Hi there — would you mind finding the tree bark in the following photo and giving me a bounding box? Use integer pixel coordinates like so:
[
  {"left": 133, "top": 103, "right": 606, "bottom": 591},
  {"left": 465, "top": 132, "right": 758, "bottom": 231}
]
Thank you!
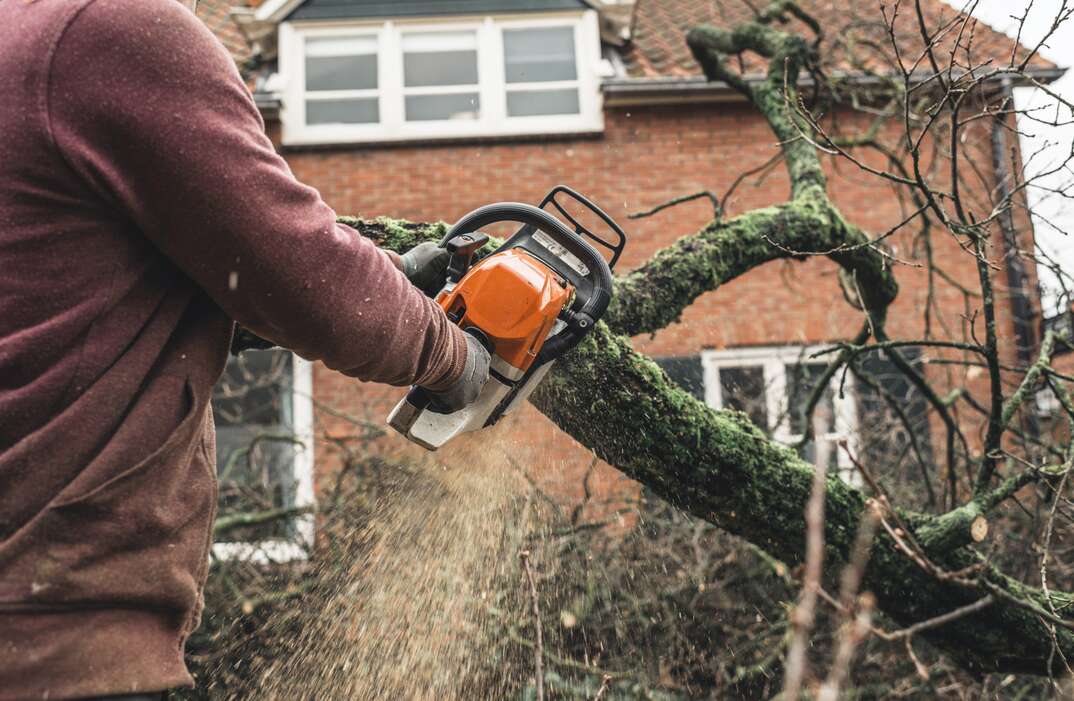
[
  {"left": 344, "top": 216, "right": 1074, "bottom": 677},
  {"left": 328, "top": 1, "right": 1074, "bottom": 675}
]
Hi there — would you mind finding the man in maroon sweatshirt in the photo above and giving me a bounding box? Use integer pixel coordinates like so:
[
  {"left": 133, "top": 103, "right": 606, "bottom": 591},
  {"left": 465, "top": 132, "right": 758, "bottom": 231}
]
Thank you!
[{"left": 0, "top": 0, "right": 490, "bottom": 698}]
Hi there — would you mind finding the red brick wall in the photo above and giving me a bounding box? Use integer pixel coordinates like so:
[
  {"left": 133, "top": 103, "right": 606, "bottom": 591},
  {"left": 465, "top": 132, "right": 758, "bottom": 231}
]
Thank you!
[{"left": 276, "top": 100, "right": 1038, "bottom": 506}]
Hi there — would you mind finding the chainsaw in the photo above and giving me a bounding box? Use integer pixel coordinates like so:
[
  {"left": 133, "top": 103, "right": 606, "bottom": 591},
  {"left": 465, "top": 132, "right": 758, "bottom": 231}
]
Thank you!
[{"left": 387, "top": 186, "right": 627, "bottom": 451}]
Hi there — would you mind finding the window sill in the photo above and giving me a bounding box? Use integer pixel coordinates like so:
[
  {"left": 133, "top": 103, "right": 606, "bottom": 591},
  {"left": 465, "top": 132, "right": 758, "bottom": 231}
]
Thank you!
[
  {"left": 278, "top": 123, "right": 605, "bottom": 151},
  {"left": 213, "top": 539, "right": 309, "bottom": 564}
]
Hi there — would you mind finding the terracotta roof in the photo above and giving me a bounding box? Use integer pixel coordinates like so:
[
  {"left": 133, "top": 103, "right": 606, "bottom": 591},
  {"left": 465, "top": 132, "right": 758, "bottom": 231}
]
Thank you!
[
  {"left": 196, "top": 0, "right": 253, "bottom": 66},
  {"left": 620, "top": 0, "right": 1058, "bottom": 80}
]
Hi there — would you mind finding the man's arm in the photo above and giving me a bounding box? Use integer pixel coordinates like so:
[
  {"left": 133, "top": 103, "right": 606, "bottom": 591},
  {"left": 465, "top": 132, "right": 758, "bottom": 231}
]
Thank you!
[{"left": 46, "top": 0, "right": 466, "bottom": 389}]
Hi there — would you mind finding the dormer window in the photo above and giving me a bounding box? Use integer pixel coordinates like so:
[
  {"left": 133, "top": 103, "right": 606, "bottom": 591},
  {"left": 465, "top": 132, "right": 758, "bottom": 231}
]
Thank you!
[{"left": 278, "top": 11, "right": 603, "bottom": 145}]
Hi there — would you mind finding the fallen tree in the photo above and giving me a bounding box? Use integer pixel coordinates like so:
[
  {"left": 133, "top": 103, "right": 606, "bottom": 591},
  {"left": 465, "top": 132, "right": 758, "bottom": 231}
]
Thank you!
[
  {"left": 345, "top": 220, "right": 1073, "bottom": 677},
  {"left": 333, "top": 1, "right": 1074, "bottom": 677}
]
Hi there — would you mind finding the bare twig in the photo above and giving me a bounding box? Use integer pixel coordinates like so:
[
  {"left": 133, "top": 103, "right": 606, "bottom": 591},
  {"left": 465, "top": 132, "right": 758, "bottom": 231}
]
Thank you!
[
  {"left": 875, "top": 595, "right": 995, "bottom": 641},
  {"left": 781, "top": 443, "right": 830, "bottom": 699},
  {"left": 628, "top": 190, "right": 720, "bottom": 220},
  {"left": 520, "top": 550, "right": 545, "bottom": 701},
  {"left": 817, "top": 594, "right": 875, "bottom": 701},
  {"left": 592, "top": 674, "right": 613, "bottom": 700}
]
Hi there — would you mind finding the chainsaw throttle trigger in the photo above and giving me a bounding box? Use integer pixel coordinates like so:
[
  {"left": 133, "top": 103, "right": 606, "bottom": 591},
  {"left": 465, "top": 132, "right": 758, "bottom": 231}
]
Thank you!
[{"left": 445, "top": 232, "right": 489, "bottom": 282}]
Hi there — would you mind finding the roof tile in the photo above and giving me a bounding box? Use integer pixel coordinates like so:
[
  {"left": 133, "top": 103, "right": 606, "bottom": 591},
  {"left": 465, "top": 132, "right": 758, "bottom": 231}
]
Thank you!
[
  {"left": 620, "top": 0, "right": 1056, "bottom": 79},
  {"left": 196, "top": 0, "right": 253, "bottom": 66}
]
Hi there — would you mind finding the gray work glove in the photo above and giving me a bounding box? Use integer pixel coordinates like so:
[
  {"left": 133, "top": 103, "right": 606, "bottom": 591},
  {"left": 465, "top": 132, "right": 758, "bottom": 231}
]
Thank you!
[
  {"left": 426, "top": 332, "right": 491, "bottom": 413},
  {"left": 400, "top": 241, "right": 452, "bottom": 297}
]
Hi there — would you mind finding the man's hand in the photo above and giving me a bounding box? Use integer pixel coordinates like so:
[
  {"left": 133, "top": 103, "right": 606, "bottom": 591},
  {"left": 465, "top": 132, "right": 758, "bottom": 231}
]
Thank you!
[
  {"left": 425, "top": 332, "right": 491, "bottom": 412},
  {"left": 399, "top": 241, "right": 452, "bottom": 296}
]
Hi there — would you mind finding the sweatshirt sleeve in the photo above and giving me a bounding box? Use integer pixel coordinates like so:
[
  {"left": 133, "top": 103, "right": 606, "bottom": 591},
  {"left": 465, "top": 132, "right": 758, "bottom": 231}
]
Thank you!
[{"left": 45, "top": 0, "right": 466, "bottom": 389}]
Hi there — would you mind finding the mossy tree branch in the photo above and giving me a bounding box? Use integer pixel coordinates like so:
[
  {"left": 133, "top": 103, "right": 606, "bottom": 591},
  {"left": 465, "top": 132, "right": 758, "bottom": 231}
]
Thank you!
[
  {"left": 604, "top": 200, "right": 898, "bottom": 337},
  {"left": 326, "top": 2, "right": 1074, "bottom": 676},
  {"left": 345, "top": 217, "right": 1074, "bottom": 676}
]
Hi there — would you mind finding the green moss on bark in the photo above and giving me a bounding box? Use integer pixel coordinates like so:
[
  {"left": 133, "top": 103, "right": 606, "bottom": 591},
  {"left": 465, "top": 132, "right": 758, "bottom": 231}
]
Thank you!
[
  {"left": 607, "top": 198, "right": 897, "bottom": 337},
  {"left": 531, "top": 323, "right": 1074, "bottom": 676},
  {"left": 337, "top": 216, "right": 447, "bottom": 251},
  {"left": 348, "top": 216, "right": 1073, "bottom": 675}
]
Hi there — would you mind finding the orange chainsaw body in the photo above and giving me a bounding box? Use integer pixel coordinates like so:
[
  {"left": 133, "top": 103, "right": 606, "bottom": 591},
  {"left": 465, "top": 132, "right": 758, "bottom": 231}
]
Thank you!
[
  {"left": 436, "top": 249, "right": 572, "bottom": 374},
  {"left": 387, "top": 187, "right": 626, "bottom": 451}
]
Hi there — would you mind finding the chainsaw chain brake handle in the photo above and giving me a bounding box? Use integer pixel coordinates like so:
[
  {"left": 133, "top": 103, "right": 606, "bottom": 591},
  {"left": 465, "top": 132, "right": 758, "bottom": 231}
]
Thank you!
[
  {"left": 539, "top": 185, "right": 627, "bottom": 270},
  {"left": 440, "top": 193, "right": 619, "bottom": 365}
]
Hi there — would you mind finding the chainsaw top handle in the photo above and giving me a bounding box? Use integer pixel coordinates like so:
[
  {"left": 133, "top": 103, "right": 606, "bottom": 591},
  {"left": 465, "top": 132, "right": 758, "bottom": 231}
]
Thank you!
[{"left": 440, "top": 202, "right": 615, "bottom": 364}]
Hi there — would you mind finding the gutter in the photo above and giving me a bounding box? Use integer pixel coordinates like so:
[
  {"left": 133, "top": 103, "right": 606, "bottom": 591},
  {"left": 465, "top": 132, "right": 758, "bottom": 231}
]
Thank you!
[
  {"left": 254, "top": 64, "right": 1067, "bottom": 120},
  {"left": 991, "top": 77, "right": 1045, "bottom": 437},
  {"left": 254, "top": 92, "right": 282, "bottom": 120},
  {"left": 601, "top": 66, "right": 1068, "bottom": 105},
  {"left": 991, "top": 77, "right": 1041, "bottom": 364}
]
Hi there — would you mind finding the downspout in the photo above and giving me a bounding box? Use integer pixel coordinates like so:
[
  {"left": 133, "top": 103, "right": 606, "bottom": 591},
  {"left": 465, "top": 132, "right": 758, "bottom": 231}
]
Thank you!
[{"left": 991, "top": 77, "right": 1041, "bottom": 439}]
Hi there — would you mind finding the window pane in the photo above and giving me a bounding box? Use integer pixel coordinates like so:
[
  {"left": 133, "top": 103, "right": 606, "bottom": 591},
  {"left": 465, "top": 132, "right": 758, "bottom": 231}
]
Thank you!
[
  {"left": 403, "top": 32, "right": 478, "bottom": 87},
  {"left": 214, "top": 350, "right": 292, "bottom": 426},
  {"left": 504, "top": 27, "right": 577, "bottom": 83},
  {"left": 305, "top": 37, "right": 377, "bottom": 91},
  {"left": 653, "top": 356, "right": 705, "bottom": 400},
  {"left": 854, "top": 348, "right": 933, "bottom": 503},
  {"left": 306, "top": 36, "right": 377, "bottom": 57},
  {"left": 855, "top": 347, "right": 932, "bottom": 462},
  {"left": 405, "top": 93, "right": 480, "bottom": 121},
  {"left": 307, "top": 98, "right": 379, "bottom": 125},
  {"left": 212, "top": 351, "right": 298, "bottom": 541},
  {"left": 719, "top": 366, "right": 768, "bottom": 430},
  {"left": 404, "top": 54, "right": 478, "bottom": 88},
  {"left": 215, "top": 425, "right": 298, "bottom": 540},
  {"left": 306, "top": 55, "right": 377, "bottom": 91},
  {"left": 786, "top": 362, "right": 835, "bottom": 436},
  {"left": 506, "top": 88, "right": 580, "bottom": 117},
  {"left": 799, "top": 438, "right": 839, "bottom": 471}
]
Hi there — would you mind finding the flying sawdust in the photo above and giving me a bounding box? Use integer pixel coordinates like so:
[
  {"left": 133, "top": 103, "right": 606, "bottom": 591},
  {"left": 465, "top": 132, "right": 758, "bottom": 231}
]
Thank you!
[{"left": 253, "top": 419, "right": 550, "bottom": 699}]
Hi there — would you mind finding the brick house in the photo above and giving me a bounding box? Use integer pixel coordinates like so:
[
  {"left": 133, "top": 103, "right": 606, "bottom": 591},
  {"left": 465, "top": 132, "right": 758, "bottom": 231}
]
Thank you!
[{"left": 198, "top": 0, "right": 1066, "bottom": 556}]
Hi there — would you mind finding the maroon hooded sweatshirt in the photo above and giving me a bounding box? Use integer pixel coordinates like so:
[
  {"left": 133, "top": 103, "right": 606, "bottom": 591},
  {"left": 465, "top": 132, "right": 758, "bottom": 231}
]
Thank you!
[{"left": 0, "top": 0, "right": 467, "bottom": 697}]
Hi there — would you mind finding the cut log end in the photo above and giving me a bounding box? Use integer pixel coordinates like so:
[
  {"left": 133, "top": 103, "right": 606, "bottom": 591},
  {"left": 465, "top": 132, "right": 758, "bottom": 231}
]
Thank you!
[{"left": 971, "top": 515, "right": 989, "bottom": 543}]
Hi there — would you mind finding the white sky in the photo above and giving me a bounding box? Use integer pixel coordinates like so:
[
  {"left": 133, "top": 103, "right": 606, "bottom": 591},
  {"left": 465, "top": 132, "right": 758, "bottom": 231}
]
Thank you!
[{"left": 941, "top": 0, "right": 1074, "bottom": 313}]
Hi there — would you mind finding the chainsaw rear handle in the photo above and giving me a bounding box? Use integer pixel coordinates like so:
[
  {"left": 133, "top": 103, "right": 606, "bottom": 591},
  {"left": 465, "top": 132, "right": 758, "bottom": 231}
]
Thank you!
[{"left": 440, "top": 202, "right": 613, "bottom": 363}]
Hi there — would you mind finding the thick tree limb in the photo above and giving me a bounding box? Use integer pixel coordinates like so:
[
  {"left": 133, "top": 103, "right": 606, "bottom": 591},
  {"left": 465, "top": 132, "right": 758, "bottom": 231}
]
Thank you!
[
  {"left": 328, "top": 2, "right": 1074, "bottom": 675},
  {"left": 605, "top": 200, "right": 898, "bottom": 337},
  {"left": 346, "top": 217, "right": 1074, "bottom": 676}
]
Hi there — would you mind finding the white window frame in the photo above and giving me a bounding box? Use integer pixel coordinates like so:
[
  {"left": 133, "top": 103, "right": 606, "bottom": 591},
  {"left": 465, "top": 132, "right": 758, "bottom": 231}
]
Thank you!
[
  {"left": 213, "top": 355, "right": 315, "bottom": 564},
  {"left": 701, "top": 346, "right": 861, "bottom": 485},
  {"left": 399, "top": 30, "right": 482, "bottom": 123},
  {"left": 302, "top": 33, "right": 382, "bottom": 131},
  {"left": 278, "top": 11, "right": 604, "bottom": 146}
]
